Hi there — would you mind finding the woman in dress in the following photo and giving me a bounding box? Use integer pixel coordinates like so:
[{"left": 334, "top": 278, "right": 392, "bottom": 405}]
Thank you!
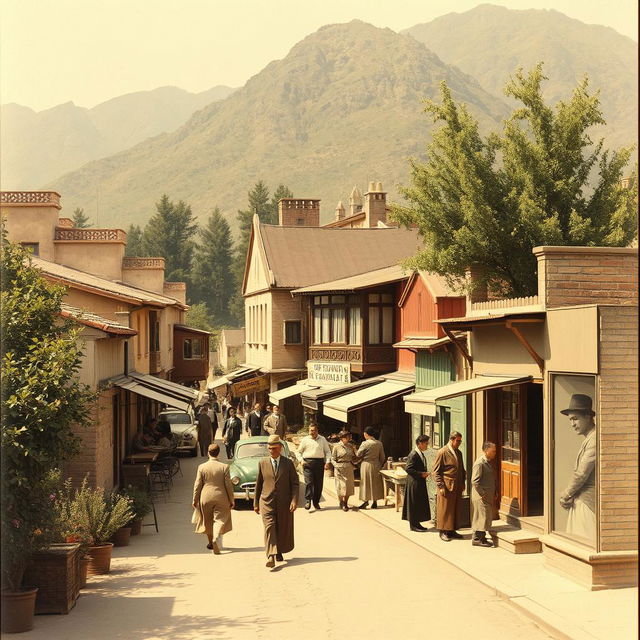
[
  {"left": 331, "top": 430, "right": 357, "bottom": 511},
  {"left": 356, "top": 426, "right": 386, "bottom": 509}
]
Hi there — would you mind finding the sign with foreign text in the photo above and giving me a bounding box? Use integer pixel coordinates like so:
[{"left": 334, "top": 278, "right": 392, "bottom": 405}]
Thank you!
[
  {"left": 231, "top": 374, "right": 269, "bottom": 397},
  {"left": 307, "top": 361, "right": 350, "bottom": 385}
]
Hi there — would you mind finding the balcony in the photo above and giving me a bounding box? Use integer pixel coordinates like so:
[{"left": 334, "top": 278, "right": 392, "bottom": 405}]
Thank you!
[
  {"left": 308, "top": 345, "right": 395, "bottom": 373},
  {"left": 1, "top": 191, "right": 61, "bottom": 209},
  {"left": 54, "top": 228, "right": 127, "bottom": 242}
]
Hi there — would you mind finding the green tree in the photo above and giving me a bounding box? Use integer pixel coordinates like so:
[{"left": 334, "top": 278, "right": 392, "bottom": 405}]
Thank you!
[
  {"left": 269, "top": 184, "right": 294, "bottom": 224},
  {"left": 72, "top": 207, "right": 91, "bottom": 228},
  {"left": 190, "top": 207, "right": 235, "bottom": 323},
  {"left": 1, "top": 241, "right": 94, "bottom": 590},
  {"left": 125, "top": 224, "right": 144, "bottom": 256},
  {"left": 391, "top": 65, "right": 638, "bottom": 297},
  {"left": 185, "top": 302, "right": 214, "bottom": 333},
  {"left": 141, "top": 195, "right": 198, "bottom": 283}
]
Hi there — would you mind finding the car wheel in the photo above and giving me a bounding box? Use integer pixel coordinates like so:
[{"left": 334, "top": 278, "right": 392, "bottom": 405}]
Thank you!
[{"left": 190, "top": 446, "right": 198, "bottom": 457}]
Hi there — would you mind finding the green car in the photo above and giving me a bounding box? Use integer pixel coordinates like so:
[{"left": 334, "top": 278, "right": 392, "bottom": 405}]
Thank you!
[{"left": 228, "top": 436, "right": 297, "bottom": 501}]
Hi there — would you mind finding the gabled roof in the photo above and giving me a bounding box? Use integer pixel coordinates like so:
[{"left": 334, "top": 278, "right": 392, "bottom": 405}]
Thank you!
[
  {"left": 174, "top": 324, "right": 211, "bottom": 336},
  {"left": 254, "top": 223, "right": 421, "bottom": 290},
  {"left": 292, "top": 264, "right": 409, "bottom": 295},
  {"left": 60, "top": 304, "right": 137, "bottom": 336},
  {"left": 398, "top": 270, "right": 464, "bottom": 307},
  {"left": 32, "top": 257, "right": 186, "bottom": 309}
]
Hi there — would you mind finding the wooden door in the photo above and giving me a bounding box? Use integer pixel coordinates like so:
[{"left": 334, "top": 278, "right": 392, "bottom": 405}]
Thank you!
[{"left": 499, "top": 385, "right": 526, "bottom": 517}]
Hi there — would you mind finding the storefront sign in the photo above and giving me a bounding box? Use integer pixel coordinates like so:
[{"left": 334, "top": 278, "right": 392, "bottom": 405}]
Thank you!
[
  {"left": 307, "top": 361, "right": 350, "bottom": 385},
  {"left": 231, "top": 374, "right": 269, "bottom": 397}
]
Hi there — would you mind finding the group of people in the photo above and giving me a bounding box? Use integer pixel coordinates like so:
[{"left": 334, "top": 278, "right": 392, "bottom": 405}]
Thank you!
[{"left": 132, "top": 416, "right": 175, "bottom": 454}]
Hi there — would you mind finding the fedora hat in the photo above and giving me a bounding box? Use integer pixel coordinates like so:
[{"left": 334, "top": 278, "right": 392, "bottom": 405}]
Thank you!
[
  {"left": 560, "top": 394, "right": 595, "bottom": 416},
  {"left": 267, "top": 434, "right": 282, "bottom": 445}
]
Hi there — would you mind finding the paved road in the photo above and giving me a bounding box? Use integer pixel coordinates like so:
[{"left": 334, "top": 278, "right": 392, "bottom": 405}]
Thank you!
[{"left": 20, "top": 439, "right": 555, "bottom": 640}]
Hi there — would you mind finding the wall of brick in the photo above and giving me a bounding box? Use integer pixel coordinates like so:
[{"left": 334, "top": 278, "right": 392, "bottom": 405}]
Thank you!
[
  {"left": 598, "top": 305, "right": 638, "bottom": 552},
  {"left": 278, "top": 199, "right": 320, "bottom": 227},
  {"left": 534, "top": 246, "right": 638, "bottom": 308}
]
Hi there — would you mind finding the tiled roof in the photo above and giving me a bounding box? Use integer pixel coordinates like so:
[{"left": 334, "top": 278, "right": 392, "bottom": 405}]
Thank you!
[{"left": 60, "top": 304, "right": 137, "bottom": 336}]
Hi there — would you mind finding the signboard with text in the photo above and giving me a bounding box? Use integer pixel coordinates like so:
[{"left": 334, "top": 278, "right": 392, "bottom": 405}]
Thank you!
[
  {"left": 307, "top": 361, "right": 350, "bottom": 385},
  {"left": 231, "top": 374, "right": 269, "bottom": 397}
]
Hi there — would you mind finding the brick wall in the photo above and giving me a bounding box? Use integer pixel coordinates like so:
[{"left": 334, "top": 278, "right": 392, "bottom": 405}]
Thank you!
[
  {"left": 534, "top": 246, "right": 638, "bottom": 308},
  {"left": 278, "top": 199, "right": 320, "bottom": 227},
  {"left": 598, "top": 305, "right": 638, "bottom": 552}
]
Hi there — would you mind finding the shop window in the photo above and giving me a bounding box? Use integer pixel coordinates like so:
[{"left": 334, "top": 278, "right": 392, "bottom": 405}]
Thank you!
[
  {"left": 284, "top": 320, "right": 302, "bottom": 345},
  {"left": 20, "top": 242, "right": 39, "bottom": 256}
]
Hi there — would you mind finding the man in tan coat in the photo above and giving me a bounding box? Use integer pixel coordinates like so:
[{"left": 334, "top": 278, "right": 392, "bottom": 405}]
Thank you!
[
  {"left": 471, "top": 441, "right": 497, "bottom": 547},
  {"left": 263, "top": 405, "right": 288, "bottom": 438},
  {"left": 192, "top": 443, "right": 234, "bottom": 554},
  {"left": 433, "top": 430, "right": 466, "bottom": 542},
  {"left": 254, "top": 434, "right": 299, "bottom": 568}
]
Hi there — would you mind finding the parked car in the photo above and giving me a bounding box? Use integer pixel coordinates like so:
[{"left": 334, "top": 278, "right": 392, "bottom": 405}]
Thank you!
[
  {"left": 158, "top": 408, "right": 198, "bottom": 456},
  {"left": 228, "top": 436, "right": 297, "bottom": 501}
]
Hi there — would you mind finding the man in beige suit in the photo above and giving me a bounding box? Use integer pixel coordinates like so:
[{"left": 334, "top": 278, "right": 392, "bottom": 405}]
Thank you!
[
  {"left": 263, "top": 405, "right": 288, "bottom": 438},
  {"left": 192, "top": 443, "right": 234, "bottom": 554},
  {"left": 433, "top": 430, "right": 466, "bottom": 542},
  {"left": 254, "top": 434, "right": 299, "bottom": 568}
]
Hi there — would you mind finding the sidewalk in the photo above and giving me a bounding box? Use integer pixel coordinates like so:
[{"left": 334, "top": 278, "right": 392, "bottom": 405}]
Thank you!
[{"left": 321, "top": 480, "right": 637, "bottom": 640}]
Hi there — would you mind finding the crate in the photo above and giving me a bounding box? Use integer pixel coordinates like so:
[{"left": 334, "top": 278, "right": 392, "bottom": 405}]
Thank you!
[{"left": 23, "top": 543, "right": 81, "bottom": 614}]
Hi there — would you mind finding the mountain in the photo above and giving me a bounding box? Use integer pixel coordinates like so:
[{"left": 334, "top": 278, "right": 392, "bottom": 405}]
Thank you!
[
  {"left": 44, "top": 21, "right": 508, "bottom": 229},
  {"left": 404, "top": 4, "right": 638, "bottom": 151},
  {"left": 0, "top": 85, "right": 235, "bottom": 189}
]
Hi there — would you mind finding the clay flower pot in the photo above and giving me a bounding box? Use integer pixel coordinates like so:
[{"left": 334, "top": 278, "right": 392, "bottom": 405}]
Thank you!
[
  {"left": 86, "top": 543, "right": 114, "bottom": 575},
  {"left": 1, "top": 587, "right": 38, "bottom": 633},
  {"left": 78, "top": 555, "right": 90, "bottom": 589},
  {"left": 130, "top": 519, "right": 142, "bottom": 536},
  {"left": 111, "top": 527, "right": 132, "bottom": 547}
]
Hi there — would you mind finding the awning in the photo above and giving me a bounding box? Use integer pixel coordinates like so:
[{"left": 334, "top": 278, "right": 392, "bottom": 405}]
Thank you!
[
  {"left": 128, "top": 371, "right": 198, "bottom": 401},
  {"left": 269, "top": 380, "right": 318, "bottom": 405},
  {"left": 404, "top": 374, "right": 532, "bottom": 416},
  {"left": 208, "top": 375, "right": 230, "bottom": 390},
  {"left": 324, "top": 379, "right": 415, "bottom": 423},
  {"left": 110, "top": 375, "right": 191, "bottom": 412},
  {"left": 301, "top": 377, "right": 383, "bottom": 410},
  {"left": 207, "top": 366, "right": 260, "bottom": 390}
]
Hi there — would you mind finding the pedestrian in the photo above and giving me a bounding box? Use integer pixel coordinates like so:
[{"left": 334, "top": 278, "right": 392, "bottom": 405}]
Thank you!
[
  {"left": 402, "top": 434, "right": 432, "bottom": 532},
  {"left": 192, "top": 443, "right": 234, "bottom": 554},
  {"left": 433, "top": 430, "right": 466, "bottom": 542},
  {"left": 254, "top": 434, "right": 299, "bottom": 568},
  {"left": 263, "top": 404, "right": 288, "bottom": 438},
  {"left": 471, "top": 441, "right": 497, "bottom": 547},
  {"left": 247, "top": 402, "right": 266, "bottom": 436},
  {"left": 222, "top": 407, "right": 243, "bottom": 459},
  {"left": 296, "top": 423, "right": 331, "bottom": 510},
  {"left": 331, "top": 430, "right": 357, "bottom": 511},
  {"left": 261, "top": 404, "right": 274, "bottom": 435},
  {"left": 196, "top": 405, "right": 214, "bottom": 457},
  {"left": 356, "top": 426, "right": 386, "bottom": 509}
]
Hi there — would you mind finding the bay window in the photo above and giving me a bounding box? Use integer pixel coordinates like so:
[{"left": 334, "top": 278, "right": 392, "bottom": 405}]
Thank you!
[{"left": 368, "top": 293, "right": 394, "bottom": 344}]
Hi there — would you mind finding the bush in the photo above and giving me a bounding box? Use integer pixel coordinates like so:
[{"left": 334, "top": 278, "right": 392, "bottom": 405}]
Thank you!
[{"left": 120, "top": 485, "right": 152, "bottom": 523}]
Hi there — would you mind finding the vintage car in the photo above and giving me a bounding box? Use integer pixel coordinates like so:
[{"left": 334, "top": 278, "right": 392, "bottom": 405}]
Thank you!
[
  {"left": 158, "top": 408, "right": 198, "bottom": 456},
  {"left": 228, "top": 436, "right": 297, "bottom": 501}
]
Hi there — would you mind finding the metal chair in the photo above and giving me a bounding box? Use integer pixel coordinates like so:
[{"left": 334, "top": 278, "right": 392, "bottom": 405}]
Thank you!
[{"left": 120, "top": 463, "right": 159, "bottom": 533}]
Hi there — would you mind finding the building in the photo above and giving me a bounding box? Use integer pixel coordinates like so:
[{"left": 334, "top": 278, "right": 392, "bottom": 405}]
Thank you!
[
  {"left": 404, "top": 246, "right": 638, "bottom": 589},
  {"left": 325, "top": 182, "right": 391, "bottom": 229},
  {"left": 219, "top": 328, "right": 246, "bottom": 371}
]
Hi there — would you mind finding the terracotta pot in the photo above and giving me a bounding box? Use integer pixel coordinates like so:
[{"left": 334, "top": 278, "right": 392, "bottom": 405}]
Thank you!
[
  {"left": 130, "top": 519, "right": 142, "bottom": 536},
  {"left": 1, "top": 587, "right": 38, "bottom": 633},
  {"left": 111, "top": 527, "right": 132, "bottom": 547},
  {"left": 78, "top": 556, "right": 90, "bottom": 589},
  {"left": 86, "top": 543, "right": 113, "bottom": 575}
]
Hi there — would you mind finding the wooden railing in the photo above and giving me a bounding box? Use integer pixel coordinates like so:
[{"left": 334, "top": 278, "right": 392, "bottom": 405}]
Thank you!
[{"left": 471, "top": 295, "right": 540, "bottom": 312}]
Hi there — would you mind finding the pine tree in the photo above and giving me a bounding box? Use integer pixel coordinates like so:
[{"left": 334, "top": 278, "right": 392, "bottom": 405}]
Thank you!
[
  {"left": 391, "top": 64, "right": 638, "bottom": 297},
  {"left": 141, "top": 195, "right": 198, "bottom": 283},
  {"left": 191, "top": 207, "right": 235, "bottom": 324},
  {"left": 72, "top": 207, "right": 91, "bottom": 228},
  {"left": 269, "top": 184, "right": 294, "bottom": 224},
  {"left": 125, "top": 224, "right": 144, "bottom": 256}
]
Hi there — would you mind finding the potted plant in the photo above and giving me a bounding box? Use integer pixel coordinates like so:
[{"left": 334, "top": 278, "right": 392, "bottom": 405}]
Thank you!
[{"left": 121, "top": 485, "right": 152, "bottom": 536}]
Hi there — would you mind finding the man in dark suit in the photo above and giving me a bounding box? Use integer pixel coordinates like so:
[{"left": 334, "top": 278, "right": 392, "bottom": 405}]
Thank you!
[
  {"left": 222, "top": 407, "right": 243, "bottom": 459},
  {"left": 402, "top": 434, "right": 432, "bottom": 532},
  {"left": 247, "top": 402, "right": 267, "bottom": 437},
  {"left": 433, "top": 430, "right": 466, "bottom": 542}
]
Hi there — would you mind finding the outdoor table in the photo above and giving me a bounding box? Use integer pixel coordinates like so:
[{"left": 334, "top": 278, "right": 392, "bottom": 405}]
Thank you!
[
  {"left": 124, "top": 452, "right": 159, "bottom": 464},
  {"left": 380, "top": 469, "right": 406, "bottom": 512}
]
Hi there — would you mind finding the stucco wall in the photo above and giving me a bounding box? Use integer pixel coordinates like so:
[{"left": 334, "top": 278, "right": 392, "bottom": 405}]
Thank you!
[
  {"left": 1, "top": 204, "right": 59, "bottom": 260},
  {"left": 54, "top": 241, "right": 125, "bottom": 281}
]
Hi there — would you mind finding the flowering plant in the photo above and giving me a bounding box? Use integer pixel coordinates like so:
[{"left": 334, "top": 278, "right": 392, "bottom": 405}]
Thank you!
[{"left": 120, "top": 484, "right": 152, "bottom": 523}]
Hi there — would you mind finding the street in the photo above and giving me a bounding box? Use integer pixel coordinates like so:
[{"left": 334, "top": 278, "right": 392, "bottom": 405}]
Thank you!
[{"left": 17, "top": 439, "right": 556, "bottom": 640}]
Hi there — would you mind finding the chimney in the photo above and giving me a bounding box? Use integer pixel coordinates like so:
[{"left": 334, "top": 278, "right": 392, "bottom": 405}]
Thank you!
[
  {"left": 364, "top": 181, "right": 387, "bottom": 228},
  {"left": 349, "top": 186, "right": 363, "bottom": 217},
  {"left": 465, "top": 265, "right": 488, "bottom": 303},
  {"left": 278, "top": 199, "right": 320, "bottom": 227},
  {"left": 335, "top": 200, "right": 345, "bottom": 221}
]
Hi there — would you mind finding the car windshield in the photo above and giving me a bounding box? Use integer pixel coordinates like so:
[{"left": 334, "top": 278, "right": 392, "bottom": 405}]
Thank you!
[
  {"left": 162, "top": 413, "right": 192, "bottom": 424},
  {"left": 236, "top": 443, "right": 277, "bottom": 459}
]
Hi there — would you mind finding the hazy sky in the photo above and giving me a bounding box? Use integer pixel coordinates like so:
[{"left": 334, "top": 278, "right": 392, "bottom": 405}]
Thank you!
[{"left": 1, "top": 0, "right": 637, "bottom": 111}]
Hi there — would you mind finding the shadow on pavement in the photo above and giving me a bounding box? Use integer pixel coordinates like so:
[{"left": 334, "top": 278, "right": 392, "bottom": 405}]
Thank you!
[{"left": 272, "top": 556, "right": 357, "bottom": 571}]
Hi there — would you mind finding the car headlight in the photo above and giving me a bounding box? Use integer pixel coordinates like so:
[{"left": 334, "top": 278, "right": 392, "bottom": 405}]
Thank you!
[{"left": 231, "top": 476, "right": 240, "bottom": 485}]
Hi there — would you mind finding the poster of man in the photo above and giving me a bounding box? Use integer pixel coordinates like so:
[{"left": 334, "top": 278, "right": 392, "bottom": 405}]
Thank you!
[{"left": 553, "top": 375, "right": 596, "bottom": 546}]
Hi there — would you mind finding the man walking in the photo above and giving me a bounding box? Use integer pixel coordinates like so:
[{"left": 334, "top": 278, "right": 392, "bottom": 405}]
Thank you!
[
  {"left": 296, "top": 423, "right": 331, "bottom": 510},
  {"left": 222, "top": 407, "right": 242, "bottom": 459},
  {"left": 433, "top": 431, "right": 466, "bottom": 542},
  {"left": 254, "top": 434, "right": 299, "bottom": 568},
  {"left": 196, "top": 405, "right": 214, "bottom": 457},
  {"left": 247, "top": 402, "right": 267, "bottom": 437},
  {"left": 471, "top": 441, "right": 497, "bottom": 547},
  {"left": 263, "top": 404, "right": 288, "bottom": 438},
  {"left": 402, "top": 435, "right": 431, "bottom": 532}
]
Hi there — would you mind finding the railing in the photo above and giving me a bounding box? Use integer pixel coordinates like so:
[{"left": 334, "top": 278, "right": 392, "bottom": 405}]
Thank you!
[
  {"left": 163, "top": 281, "right": 186, "bottom": 290},
  {"left": 1, "top": 191, "right": 61, "bottom": 208},
  {"left": 57, "top": 217, "right": 74, "bottom": 228},
  {"left": 123, "top": 257, "right": 166, "bottom": 269},
  {"left": 307, "top": 345, "right": 396, "bottom": 366},
  {"left": 55, "top": 228, "right": 126, "bottom": 242},
  {"left": 470, "top": 295, "right": 540, "bottom": 313}
]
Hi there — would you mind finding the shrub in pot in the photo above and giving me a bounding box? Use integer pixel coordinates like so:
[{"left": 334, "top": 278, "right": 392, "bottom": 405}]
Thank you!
[{"left": 120, "top": 485, "right": 152, "bottom": 535}]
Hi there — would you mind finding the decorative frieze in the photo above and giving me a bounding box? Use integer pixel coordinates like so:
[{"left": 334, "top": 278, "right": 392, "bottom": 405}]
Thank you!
[
  {"left": 122, "top": 257, "right": 166, "bottom": 269},
  {"left": 55, "top": 228, "right": 126, "bottom": 242},
  {"left": 163, "top": 282, "right": 186, "bottom": 290},
  {"left": 1, "top": 191, "right": 61, "bottom": 208},
  {"left": 309, "top": 347, "right": 362, "bottom": 362},
  {"left": 57, "top": 218, "right": 74, "bottom": 228}
]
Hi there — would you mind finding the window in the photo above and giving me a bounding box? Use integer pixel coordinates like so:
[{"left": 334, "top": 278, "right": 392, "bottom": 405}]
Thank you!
[
  {"left": 348, "top": 307, "right": 361, "bottom": 345},
  {"left": 183, "top": 337, "right": 203, "bottom": 359},
  {"left": 331, "top": 308, "right": 345, "bottom": 343},
  {"left": 20, "top": 242, "right": 39, "bottom": 256},
  {"left": 296, "top": 218, "right": 305, "bottom": 225},
  {"left": 368, "top": 291, "right": 394, "bottom": 344},
  {"left": 148, "top": 311, "right": 160, "bottom": 352},
  {"left": 284, "top": 320, "right": 302, "bottom": 345},
  {"left": 312, "top": 295, "right": 360, "bottom": 345},
  {"left": 183, "top": 338, "right": 192, "bottom": 359}
]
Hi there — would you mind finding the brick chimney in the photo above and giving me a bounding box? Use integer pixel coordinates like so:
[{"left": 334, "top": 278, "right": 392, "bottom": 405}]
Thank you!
[
  {"left": 278, "top": 199, "right": 320, "bottom": 227},
  {"left": 335, "top": 200, "right": 345, "bottom": 221},
  {"left": 364, "top": 182, "right": 387, "bottom": 228},
  {"left": 465, "top": 264, "right": 488, "bottom": 303}
]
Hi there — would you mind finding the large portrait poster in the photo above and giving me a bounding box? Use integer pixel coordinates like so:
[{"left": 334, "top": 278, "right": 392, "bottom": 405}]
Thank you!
[{"left": 552, "top": 374, "right": 597, "bottom": 547}]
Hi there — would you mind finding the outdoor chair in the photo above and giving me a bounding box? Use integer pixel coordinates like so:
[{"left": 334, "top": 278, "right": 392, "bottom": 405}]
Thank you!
[{"left": 120, "top": 463, "right": 159, "bottom": 533}]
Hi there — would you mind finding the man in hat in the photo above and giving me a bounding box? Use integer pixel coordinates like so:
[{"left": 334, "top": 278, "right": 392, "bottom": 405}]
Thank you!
[
  {"left": 254, "top": 434, "right": 299, "bottom": 568},
  {"left": 559, "top": 394, "right": 596, "bottom": 543}
]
